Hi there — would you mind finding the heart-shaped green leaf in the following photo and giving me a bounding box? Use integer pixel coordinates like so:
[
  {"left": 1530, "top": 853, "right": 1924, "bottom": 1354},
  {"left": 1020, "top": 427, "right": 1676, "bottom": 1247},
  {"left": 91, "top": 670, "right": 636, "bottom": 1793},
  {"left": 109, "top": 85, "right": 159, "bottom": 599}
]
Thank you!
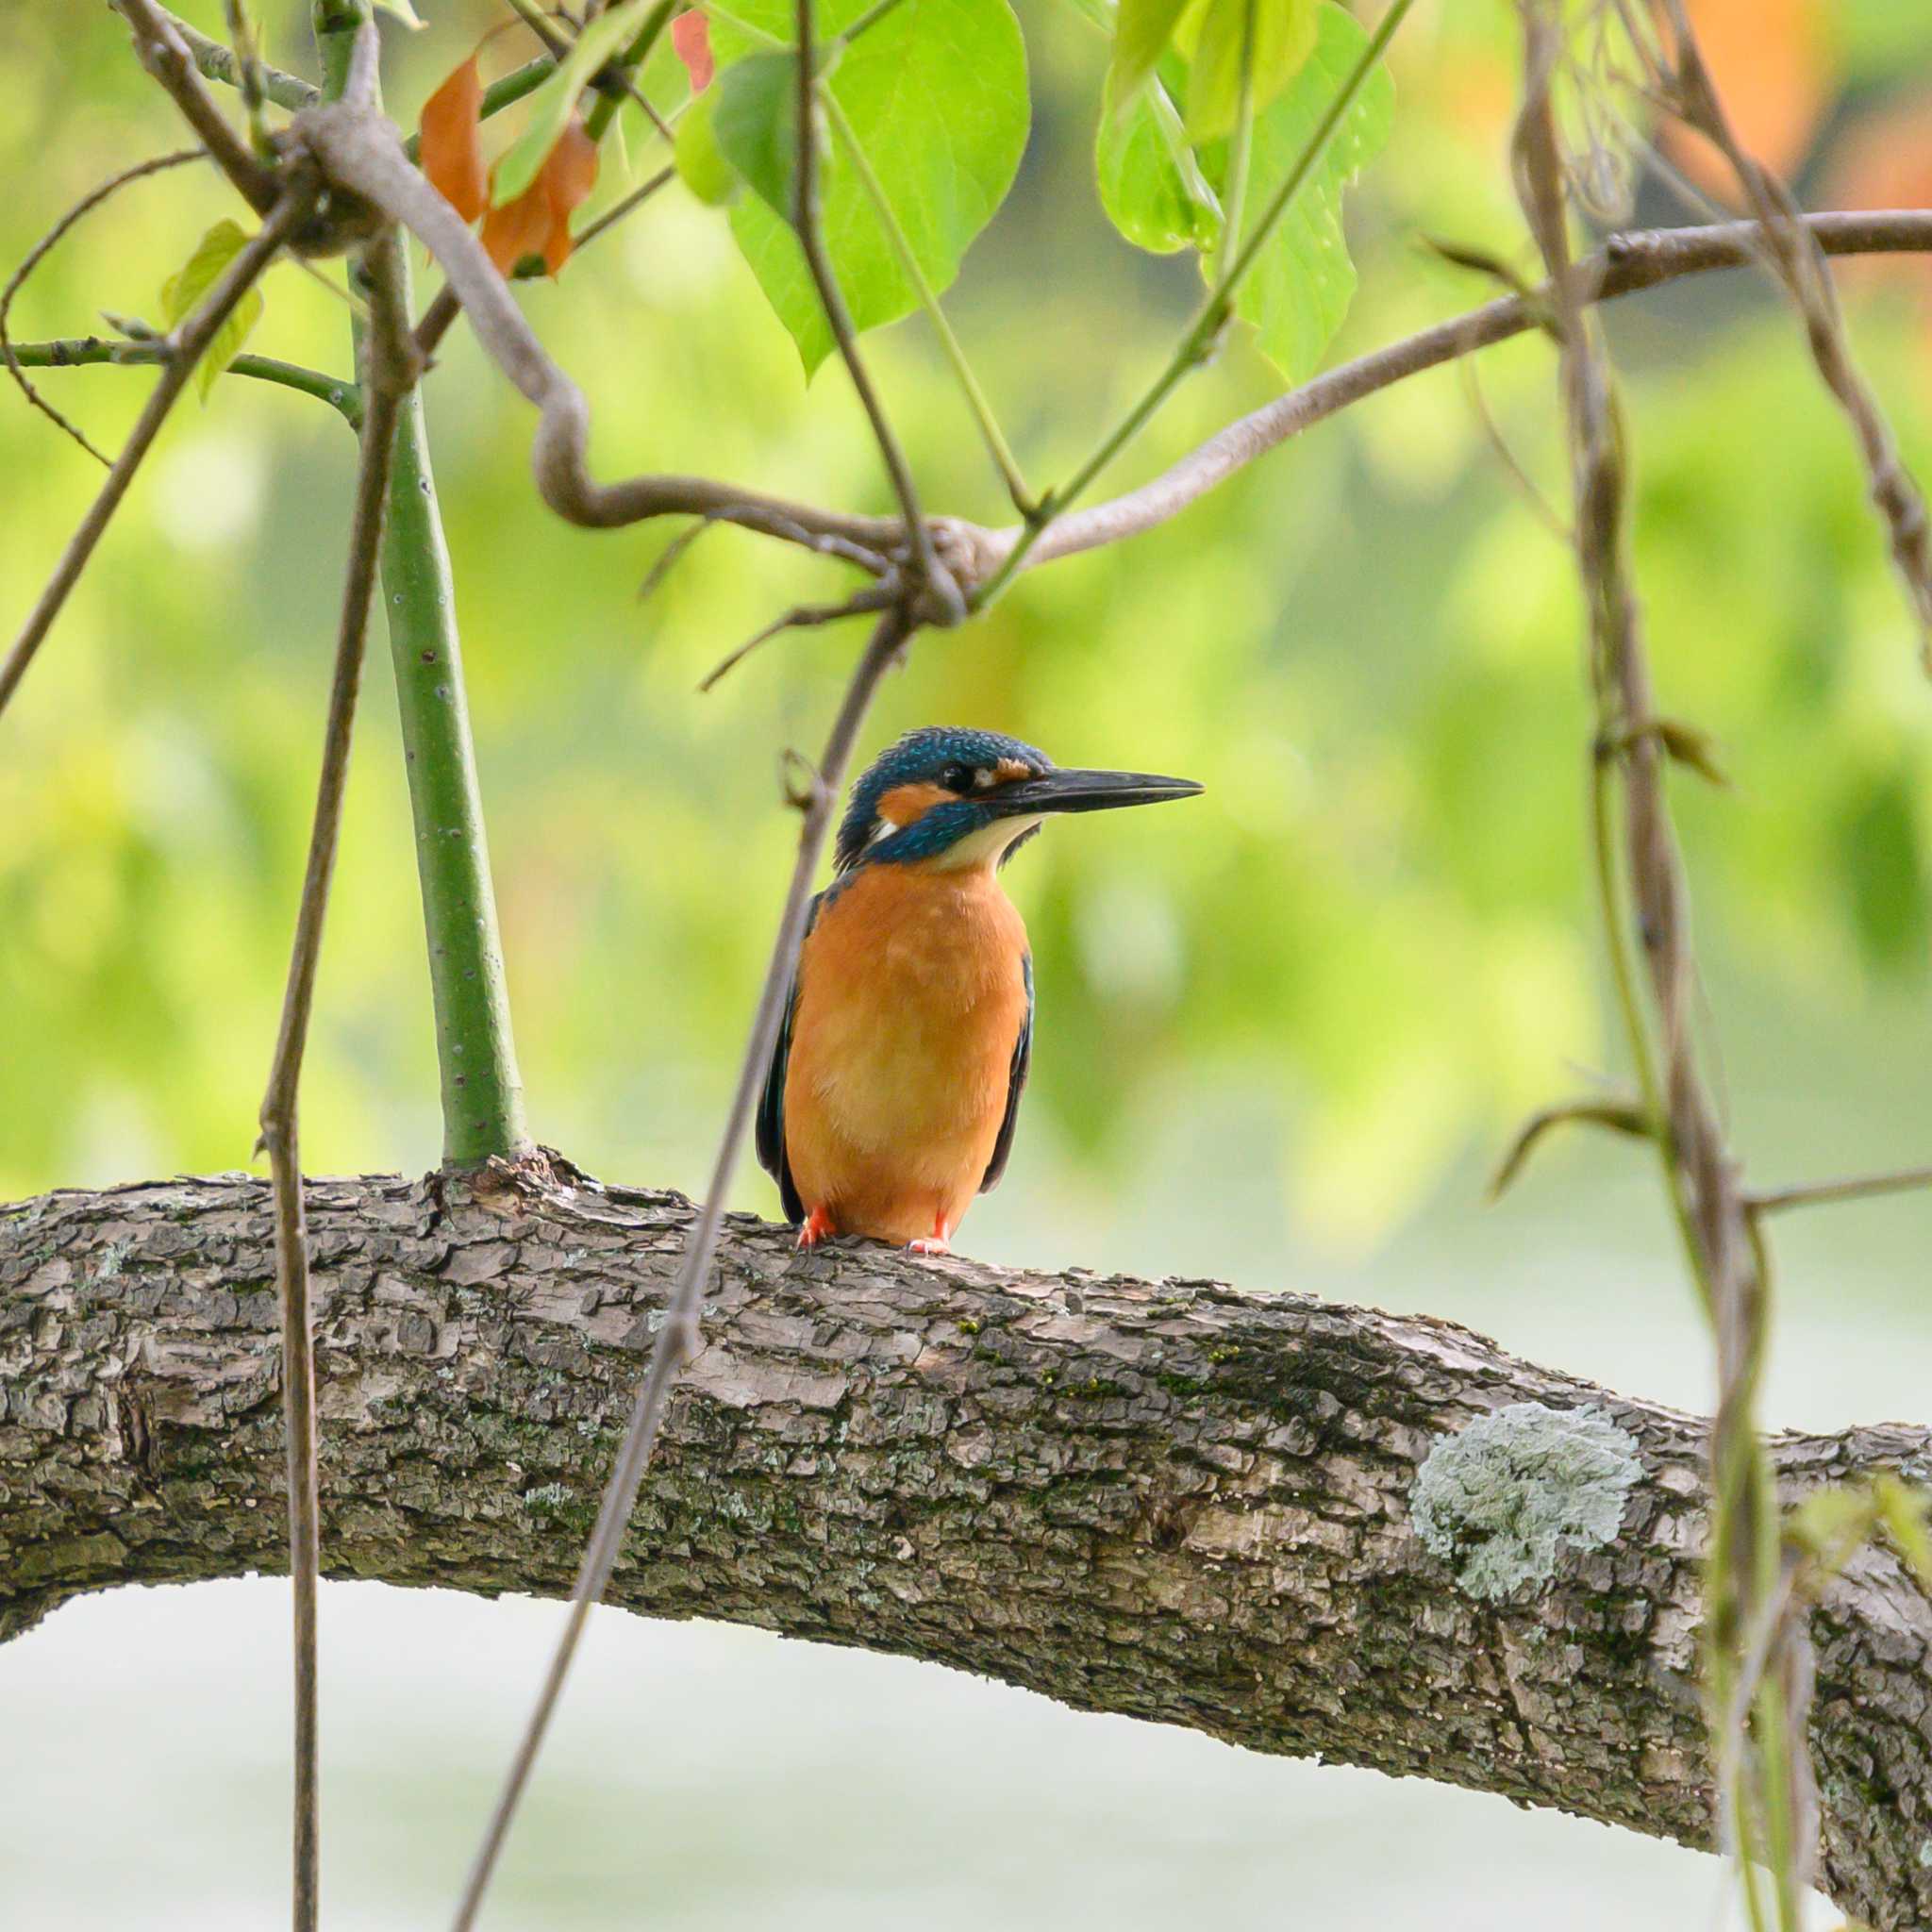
[
  {"left": 159, "top": 219, "right": 269, "bottom": 404},
  {"left": 711, "top": 51, "right": 801, "bottom": 219},
  {"left": 708, "top": 0, "right": 1028, "bottom": 375},
  {"left": 1205, "top": 0, "right": 1392, "bottom": 378}
]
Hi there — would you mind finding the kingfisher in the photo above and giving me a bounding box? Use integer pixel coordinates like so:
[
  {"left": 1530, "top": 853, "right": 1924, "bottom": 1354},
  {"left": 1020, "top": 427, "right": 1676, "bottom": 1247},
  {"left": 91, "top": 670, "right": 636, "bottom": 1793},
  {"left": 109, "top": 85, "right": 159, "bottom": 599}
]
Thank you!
[{"left": 757, "top": 726, "right": 1201, "bottom": 1256}]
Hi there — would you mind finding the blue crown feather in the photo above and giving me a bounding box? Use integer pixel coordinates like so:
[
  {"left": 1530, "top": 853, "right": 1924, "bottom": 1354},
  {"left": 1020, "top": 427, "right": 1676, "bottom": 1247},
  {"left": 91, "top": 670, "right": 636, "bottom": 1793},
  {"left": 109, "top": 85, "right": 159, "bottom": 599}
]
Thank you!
[{"left": 834, "top": 726, "right": 1050, "bottom": 873}]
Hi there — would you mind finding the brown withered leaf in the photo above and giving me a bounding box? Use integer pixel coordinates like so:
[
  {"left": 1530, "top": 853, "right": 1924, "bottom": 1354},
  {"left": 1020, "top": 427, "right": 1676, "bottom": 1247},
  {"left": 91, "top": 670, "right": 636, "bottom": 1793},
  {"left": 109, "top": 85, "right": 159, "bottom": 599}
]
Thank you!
[
  {"left": 481, "top": 118, "right": 600, "bottom": 277},
  {"left": 420, "top": 54, "right": 488, "bottom": 224},
  {"left": 541, "top": 119, "right": 600, "bottom": 275}
]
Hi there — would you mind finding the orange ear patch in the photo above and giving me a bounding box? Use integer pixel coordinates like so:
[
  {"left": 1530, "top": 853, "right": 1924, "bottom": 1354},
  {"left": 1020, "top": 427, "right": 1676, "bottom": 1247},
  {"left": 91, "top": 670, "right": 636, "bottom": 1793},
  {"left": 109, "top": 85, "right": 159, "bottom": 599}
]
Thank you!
[
  {"left": 992, "top": 758, "right": 1034, "bottom": 784},
  {"left": 877, "top": 781, "right": 952, "bottom": 827}
]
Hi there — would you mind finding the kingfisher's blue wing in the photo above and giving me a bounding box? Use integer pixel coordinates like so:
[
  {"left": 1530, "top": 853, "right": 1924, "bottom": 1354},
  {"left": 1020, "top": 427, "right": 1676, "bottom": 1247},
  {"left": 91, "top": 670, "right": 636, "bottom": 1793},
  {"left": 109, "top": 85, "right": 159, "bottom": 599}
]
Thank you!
[
  {"left": 757, "top": 891, "right": 824, "bottom": 1225},
  {"left": 979, "top": 951, "right": 1034, "bottom": 1193}
]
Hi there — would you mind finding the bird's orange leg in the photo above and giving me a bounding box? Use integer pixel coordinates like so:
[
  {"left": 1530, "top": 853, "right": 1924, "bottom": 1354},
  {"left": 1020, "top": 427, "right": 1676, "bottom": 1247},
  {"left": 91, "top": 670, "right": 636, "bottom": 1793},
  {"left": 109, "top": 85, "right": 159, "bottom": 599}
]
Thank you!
[
  {"left": 907, "top": 1210, "right": 953, "bottom": 1257},
  {"left": 797, "top": 1205, "right": 837, "bottom": 1250}
]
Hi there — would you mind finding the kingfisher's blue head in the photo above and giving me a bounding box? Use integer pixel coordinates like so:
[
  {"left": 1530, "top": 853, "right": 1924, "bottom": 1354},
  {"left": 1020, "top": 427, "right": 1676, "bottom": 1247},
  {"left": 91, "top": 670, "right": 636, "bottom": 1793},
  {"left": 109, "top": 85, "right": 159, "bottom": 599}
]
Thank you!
[{"left": 834, "top": 725, "right": 1202, "bottom": 874}]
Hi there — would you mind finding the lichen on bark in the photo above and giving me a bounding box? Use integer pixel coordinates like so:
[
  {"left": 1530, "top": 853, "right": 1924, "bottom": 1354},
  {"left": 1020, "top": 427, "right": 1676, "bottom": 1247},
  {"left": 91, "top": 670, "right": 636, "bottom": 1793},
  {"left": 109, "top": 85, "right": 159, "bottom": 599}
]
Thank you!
[{"left": 1411, "top": 1401, "right": 1644, "bottom": 1601}]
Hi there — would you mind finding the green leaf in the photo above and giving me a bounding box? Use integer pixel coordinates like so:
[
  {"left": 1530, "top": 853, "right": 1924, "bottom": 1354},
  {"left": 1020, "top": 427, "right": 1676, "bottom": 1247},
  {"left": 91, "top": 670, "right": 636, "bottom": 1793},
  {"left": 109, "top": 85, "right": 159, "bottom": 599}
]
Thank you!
[
  {"left": 675, "top": 89, "right": 741, "bottom": 206},
  {"left": 711, "top": 52, "right": 800, "bottom": 219},
  {"left": 1183, "top": 0, "right": 1317, "bottom": 142},
  {"left": 1096, "top": 68, "right": 1220, "bottom": 254},
  {"left": 158, "top": 219, "right": 268, "bottom": 405},
  {"left": 1205, "top": 0, "right": 1392, "bottom": 380},
  {"left": 493, "top": 0, "right": 656, "bottom": 207},
  {"left": 1109, "top": 0, "right": 1192, "bottom": 108},
  {"left": 709, "top": 0, "right": 1027, "bottom": 375}
]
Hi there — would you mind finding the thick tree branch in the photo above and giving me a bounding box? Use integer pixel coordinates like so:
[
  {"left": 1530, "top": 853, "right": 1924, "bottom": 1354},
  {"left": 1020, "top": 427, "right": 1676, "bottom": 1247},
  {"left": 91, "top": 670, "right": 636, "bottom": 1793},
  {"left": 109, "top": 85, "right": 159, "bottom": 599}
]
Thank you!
[{"left": 5, "top": 1173, "right": 1932, "bottom": 1927}]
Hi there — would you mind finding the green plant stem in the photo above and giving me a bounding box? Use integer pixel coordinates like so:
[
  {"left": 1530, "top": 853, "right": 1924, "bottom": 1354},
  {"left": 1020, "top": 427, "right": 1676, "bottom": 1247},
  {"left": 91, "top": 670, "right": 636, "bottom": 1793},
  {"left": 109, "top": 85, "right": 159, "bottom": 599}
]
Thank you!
[
  {"left": 974, "top": 0, "right": 1415, "bottom": 607},
  {"left": 584, "top": 0, "right": 675, "bottom": 142},
  {"left": 399, "top": 58, "right": 558, "bottom": 161},
  {"left": 1215, "top": 0, "right": 1257, "bottom": 286},
  {"left": 6, "top": 338, "right": 361, "bottom": 423},
  {"left": 317, "top": 0, "right": 532, "bottom": 1167},
  {"left": 819, "top": 89, "right": 1033, "bottom": 512}
]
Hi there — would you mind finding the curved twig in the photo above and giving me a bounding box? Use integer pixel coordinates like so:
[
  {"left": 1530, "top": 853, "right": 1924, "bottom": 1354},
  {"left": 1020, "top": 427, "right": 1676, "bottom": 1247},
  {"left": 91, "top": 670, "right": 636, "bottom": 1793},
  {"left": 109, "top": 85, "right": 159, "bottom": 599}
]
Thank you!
[
  {"left": 270, "top": 77, "right": 1932, "bottom": 594},
  {"left": 0, "top": 148, "right": 205, "bottom": 465}
]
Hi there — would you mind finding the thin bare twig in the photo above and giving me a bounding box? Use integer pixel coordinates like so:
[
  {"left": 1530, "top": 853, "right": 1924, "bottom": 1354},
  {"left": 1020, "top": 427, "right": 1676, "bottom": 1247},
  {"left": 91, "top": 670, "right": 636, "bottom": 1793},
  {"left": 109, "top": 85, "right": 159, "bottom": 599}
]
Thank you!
[
  {"left": 1510, "top": 6, "right": 1810, "bottom": 1919},
  {"left": 1007, "top": 210, "right": 1932, "bottom": 579},
  {"left": 113, "top": 0, "right": 284, "bottom": 215},
  {"left": 447, "top": 603, "right": 914, "bottom": 1932},
  {"left": 697, "top": 581, "right": 900, "bottom": 690},
  {"left": 282, "top": 72, "right": 1932, "bottom": 585},
  {"left": 255, "top": 241, "right": 410, "bottom": 1932},
  {"left": 1749, "top": 1166, "right": 1932, "bottom": 1218},
  {"left": 0, "top": 147, "right": 204, "bottom": 466},
  {"left": 0, "top": 192, "right": 313, "bottom": 724},
  {"left": 1458, "top": 354, "right": 1571, "bottom": 541},
  {"left": 572, "top": 161, "right": 676, "bottom": 253}
]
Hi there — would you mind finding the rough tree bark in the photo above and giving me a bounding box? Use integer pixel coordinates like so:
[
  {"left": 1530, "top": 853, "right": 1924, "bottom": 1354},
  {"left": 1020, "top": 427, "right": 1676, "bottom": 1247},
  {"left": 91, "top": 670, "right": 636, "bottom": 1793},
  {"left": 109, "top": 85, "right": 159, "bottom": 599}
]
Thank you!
[{"left": 3, "top": 1172, "right": 1930, "bottom": 1924}]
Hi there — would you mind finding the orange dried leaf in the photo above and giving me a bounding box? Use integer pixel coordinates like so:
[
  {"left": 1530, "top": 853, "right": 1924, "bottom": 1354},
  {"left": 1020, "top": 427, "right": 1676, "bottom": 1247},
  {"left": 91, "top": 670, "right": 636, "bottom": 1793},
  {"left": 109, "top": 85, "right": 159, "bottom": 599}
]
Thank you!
[
  {"left": 673, "top": 10, "right": 715, "bottom": 93},
  {"left": 541, "top": 119, "right": 601, "bottom": 275},
  {"left": 420, "top": 54, "right": 488, "bottom": 223},
  {"left": 481, "top": 173, "right": 552, "bottom": 275},
  {"left": 481, "top": 118, "right": 601, "bottom": 278}
]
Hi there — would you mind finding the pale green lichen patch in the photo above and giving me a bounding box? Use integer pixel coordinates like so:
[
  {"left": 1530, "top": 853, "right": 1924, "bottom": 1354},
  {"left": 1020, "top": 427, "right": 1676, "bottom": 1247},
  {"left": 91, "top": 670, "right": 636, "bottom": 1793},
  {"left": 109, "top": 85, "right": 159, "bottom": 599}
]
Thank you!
[{"left": 1410, "top": 1402, "right": 1641, "bottom": 1602}]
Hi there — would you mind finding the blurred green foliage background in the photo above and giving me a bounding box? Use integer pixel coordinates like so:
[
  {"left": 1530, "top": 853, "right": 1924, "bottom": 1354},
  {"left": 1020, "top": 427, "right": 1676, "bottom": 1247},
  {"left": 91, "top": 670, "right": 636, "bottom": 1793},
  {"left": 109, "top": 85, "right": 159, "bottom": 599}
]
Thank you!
[
  {"left": 7, "top": 6, "right": 1932, "bottom": 1926},
  {"left": 4, "top": 0, "right": 1930, "bottom": 1263}
]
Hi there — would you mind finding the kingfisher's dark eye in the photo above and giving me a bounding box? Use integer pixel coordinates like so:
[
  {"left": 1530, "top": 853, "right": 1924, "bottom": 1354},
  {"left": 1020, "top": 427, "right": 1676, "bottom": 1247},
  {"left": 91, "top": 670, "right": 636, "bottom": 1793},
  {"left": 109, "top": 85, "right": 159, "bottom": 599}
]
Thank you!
[{"left": 939, "top": 763, "right": 976, "bottom": 793}]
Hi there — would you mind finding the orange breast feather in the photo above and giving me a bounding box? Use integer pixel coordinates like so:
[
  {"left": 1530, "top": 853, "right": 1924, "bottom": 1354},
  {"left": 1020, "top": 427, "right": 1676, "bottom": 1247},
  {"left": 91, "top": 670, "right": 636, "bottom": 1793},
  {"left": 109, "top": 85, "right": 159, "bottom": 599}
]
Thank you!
[{"left": 784, "top": 864, "right": 1030, "bottom": 1246}]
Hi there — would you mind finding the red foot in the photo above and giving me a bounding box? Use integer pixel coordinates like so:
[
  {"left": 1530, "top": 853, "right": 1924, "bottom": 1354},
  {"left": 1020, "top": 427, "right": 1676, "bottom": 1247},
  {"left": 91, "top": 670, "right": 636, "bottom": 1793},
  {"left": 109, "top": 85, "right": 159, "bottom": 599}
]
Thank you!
[
  {"left": 797, "top": 1205, "right": 836, "bottom": 1249},
  {"left": 907, "top": 1216, "right": 954, "bottom": 1257}
]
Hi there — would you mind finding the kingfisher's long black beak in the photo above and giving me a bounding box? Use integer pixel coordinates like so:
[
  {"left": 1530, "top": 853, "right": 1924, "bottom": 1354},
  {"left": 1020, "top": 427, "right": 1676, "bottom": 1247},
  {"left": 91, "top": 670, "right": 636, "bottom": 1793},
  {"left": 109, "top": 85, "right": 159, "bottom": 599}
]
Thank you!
[{"left": 987, "top": 768, "right": 1204, "bottom": 817}]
